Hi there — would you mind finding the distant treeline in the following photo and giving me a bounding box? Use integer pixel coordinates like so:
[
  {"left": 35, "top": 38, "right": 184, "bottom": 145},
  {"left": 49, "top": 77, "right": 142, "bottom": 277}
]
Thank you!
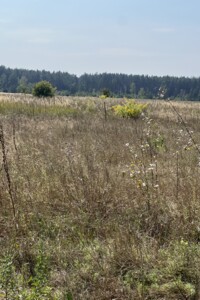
[{"left": 1, "top": 65, "right": 200, "bottom": 100}]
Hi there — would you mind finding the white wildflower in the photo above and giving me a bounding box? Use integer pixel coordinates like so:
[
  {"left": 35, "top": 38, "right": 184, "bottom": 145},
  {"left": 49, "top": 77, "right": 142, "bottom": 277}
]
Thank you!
[{"left": 149, "top": 163, "right": 156, "bottom": 167}]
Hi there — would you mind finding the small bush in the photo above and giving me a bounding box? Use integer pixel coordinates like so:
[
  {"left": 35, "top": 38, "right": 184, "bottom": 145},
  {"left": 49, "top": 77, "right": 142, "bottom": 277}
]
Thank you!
[
  {"left": 101, "top": 89, "right": 111, "bottom": 98},
  {"left": 112, "top": 99, "right": 147, "bottom": 118},
  {"left": 32, "top": 81, "right": 56, "bottom": 98}
]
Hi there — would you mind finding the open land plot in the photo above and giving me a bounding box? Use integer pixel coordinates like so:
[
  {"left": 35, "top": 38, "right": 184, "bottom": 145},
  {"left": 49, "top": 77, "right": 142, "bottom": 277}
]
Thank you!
[{"left": 0, "top": 95, "right": 200, "bottom": 299}]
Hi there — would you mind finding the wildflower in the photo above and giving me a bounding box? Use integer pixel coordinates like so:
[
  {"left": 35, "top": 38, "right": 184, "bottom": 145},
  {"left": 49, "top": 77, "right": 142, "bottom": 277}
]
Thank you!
[
  {"left": 180, "top": 239, "right": 188, "bottom": 246},
  {"left": 148, "top": 163, "right": 156, "bottom": 171},
  {"left": 125, "top": 143, "right": 130, "bottom": 147},
  {"left": 135, "top": 170, "right": 141, "bottom": 174},
  {"left": 149, "top": 163, "right": 156, "bottom": 167},
  {"left": 148, "top": 167, "right": 154, "bottom": 171}
]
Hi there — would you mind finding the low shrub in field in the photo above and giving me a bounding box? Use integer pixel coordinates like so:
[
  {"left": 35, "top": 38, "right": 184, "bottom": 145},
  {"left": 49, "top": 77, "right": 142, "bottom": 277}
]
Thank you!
[
  {"left": 112, "top": 99, "right": 147, "bottom": 118},
  {"left": 32, "top": 81, "right": 56, "bottom": 98}
]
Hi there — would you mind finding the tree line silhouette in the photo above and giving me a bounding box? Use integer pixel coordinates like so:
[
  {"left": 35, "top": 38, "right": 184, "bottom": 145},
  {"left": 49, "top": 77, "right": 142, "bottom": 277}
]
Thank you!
[{"left": 1, "top": 65, "right": 200, "bottom": 100}]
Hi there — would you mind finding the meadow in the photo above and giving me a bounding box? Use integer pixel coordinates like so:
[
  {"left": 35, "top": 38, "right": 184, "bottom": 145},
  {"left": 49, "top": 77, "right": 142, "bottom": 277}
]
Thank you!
[{"left": 0, "top": 93, "right": 200, "bottom": 299}]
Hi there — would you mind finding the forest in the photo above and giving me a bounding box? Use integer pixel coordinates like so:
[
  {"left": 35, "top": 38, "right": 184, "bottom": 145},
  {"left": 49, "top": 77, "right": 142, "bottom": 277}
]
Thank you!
[{"left": 1, "top": 65, "right": 200, "bottom": 100}]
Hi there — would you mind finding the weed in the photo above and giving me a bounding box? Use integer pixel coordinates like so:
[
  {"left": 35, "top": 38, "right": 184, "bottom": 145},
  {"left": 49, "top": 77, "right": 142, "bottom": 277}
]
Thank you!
[{"left": 112, "top": 99, "right": 148, "bottom": 118}]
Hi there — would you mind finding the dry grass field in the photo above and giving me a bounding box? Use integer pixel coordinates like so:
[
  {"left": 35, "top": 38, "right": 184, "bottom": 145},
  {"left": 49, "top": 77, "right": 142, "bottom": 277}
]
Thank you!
[{"left": 0, "top": 94, "right": 200, "bottom": 299}]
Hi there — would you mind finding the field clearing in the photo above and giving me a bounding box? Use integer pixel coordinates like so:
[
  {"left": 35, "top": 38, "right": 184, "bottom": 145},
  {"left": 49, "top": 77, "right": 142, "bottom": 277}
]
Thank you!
[{"left": 0, "top": 94, "right": 200, "bottom": 299}]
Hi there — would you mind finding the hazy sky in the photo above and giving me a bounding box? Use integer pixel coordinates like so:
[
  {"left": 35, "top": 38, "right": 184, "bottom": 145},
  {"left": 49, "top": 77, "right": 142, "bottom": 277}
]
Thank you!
[{"left": 1, "top": 0, "right": 200, "bottom": 76}]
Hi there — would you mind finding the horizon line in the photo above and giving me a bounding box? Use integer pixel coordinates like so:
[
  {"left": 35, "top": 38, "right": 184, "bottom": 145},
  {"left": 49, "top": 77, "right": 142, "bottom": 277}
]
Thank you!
[{"left": 1, "top": 65, "right": 200, "bottom": 79}]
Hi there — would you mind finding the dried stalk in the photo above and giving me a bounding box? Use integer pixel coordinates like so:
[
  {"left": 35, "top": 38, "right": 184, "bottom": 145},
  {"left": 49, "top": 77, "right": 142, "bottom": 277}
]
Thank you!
[{"left": 0, "top": 123, "right": 18, "bottom": 231}]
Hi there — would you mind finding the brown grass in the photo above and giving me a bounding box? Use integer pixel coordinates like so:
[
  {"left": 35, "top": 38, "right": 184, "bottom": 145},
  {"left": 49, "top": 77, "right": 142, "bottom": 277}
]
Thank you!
[{"left": 0, "top": 95, "right": 200, "bottom": 299}]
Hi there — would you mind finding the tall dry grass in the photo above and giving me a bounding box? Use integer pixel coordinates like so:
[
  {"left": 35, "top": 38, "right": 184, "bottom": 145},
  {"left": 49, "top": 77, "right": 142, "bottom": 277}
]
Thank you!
[{"left": 0, "top": 95, "right": 200, "bottom": 299}]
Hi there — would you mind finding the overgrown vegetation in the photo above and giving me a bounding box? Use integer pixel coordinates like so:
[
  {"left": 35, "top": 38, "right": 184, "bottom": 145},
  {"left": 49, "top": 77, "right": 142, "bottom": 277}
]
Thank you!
[
  {"left": 112, "top": 99, "right": 147, "bottom": 118},
  {"left": 0, "top": 95, "right": 200, "bottom": 299}
]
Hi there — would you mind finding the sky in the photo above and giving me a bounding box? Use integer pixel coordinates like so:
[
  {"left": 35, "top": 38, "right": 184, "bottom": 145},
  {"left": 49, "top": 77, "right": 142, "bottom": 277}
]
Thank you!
[{"left": 1, "top": 0, "right": 200, "bottom": 77}]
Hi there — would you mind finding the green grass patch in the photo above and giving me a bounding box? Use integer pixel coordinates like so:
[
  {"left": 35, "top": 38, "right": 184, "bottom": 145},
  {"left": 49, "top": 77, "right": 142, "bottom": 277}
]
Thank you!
[{"left": 0, "top": 101, "right": 78, "bottom": 117}]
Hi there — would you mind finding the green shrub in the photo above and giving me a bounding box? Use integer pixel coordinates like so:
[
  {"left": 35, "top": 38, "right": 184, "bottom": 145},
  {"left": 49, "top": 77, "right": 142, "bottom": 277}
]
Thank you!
[
  {"left": 112, "top": 99, "right": 147, "bottom": 119},
  {"left": 32, "top": 81, "right": 56, "bottom": 98},
  {"left": 101, "top": 89, "right": 111, "bottom": 98}
]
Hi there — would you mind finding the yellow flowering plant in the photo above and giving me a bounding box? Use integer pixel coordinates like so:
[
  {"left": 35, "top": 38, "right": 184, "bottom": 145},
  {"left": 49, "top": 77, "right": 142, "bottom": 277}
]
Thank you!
[{"left": 112, "top": 99, "right": 148, "bottom": 119}]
